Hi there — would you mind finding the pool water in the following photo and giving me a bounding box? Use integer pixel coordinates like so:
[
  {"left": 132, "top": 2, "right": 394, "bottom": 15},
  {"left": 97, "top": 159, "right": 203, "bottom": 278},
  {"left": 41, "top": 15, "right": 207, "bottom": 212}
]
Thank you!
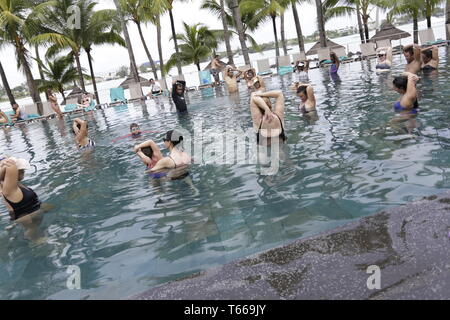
[{"left": 1, "top": 48, "right": 450, "bottom": 299}]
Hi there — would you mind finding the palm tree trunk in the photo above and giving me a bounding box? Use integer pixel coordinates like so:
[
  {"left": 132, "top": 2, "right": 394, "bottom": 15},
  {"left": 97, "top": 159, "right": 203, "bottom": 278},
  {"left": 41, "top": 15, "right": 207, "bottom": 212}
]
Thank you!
[
  {"left": 156, "top": 16, "right": 165, "bottom": 77},
  {"left": 315, "top": 0, "right": 327, "bottom": 47},
  {"left": 196, "top": 62, "right": 201, "bottom": 71},
  {"left": 427, "top": 16, "right": 431, "bottom": 29},
  {"left": 86, "top": 49, "right": 100, "bottom": 104},
  {"left": 356, "top": 3, "right": 365, "bottom": 43},
  {"left": 136, "top": 22, "right": 158, "bottom": 80},
  {"left": 0, "top": 60, "right": 16, "bottom": 105},
  {"left": 169, "top": 9, "right": 183, "bottom": 75},
  {"left": 272, "top": 15, "right": 280, "bottom": 69},
  {"left": 220, "top": 0, "right": 234, "bottom": 65},
  {"left": 362, "top": 16, "right": 370, "bottom": 42},
  {"left": 280, "top": 13, "right": 288, "bottom": 56},
  {"left": 230, "top": 0, "right": 251, "bottom": 65},
  {"left": 413, "top": 15, "right": 419, "bottom": 44},
  {"left": 113, "top": 0, "right": 140, "bottom": 83},
  {"left": 74, "top": 52, "right": 86, "bottom": 92},
  {"left": 34, "top": 45, "right": 49, "bottom": 101},
  {"left": 447, "top": 0, "right": 450, "bottom": 40},
  {"left": 17, "top": 45, "right": 42, "bottom": 114},
  {"left": 292, "top": 3, "right": 305, "bottom": 52}
]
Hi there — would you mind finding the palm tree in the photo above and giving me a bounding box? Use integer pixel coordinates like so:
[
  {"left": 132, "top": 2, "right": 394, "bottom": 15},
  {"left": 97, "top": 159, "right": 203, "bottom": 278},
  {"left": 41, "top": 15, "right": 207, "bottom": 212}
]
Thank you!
[
  {"left": 119, "top": 0, "right": 167, "bottom": 80},
  {"left": 0, "top": 59, "right": 15, "bottom": 105},
  {"left": 315, "top": 0, "right": 327, "bottom": 47},
  {"left": 280, "top": 12, "right": 288, "bottom": 55},
  {"left": 447, "top": 0, "right": 450, "bottom": 40},
  {"left": 220, "top": 0, "right": 234, "bottom": 64},
  {"left": 424, "top": 0, "right": 442, "bottom": 29},
  {"left": 164, "top": 22, "right": 218, "bottom": 72},
  {"left": 230, "top": 0, "right": 251, "bottom": 65},
  {"left": 35, "top": 55, "right": 81, "bottom": 103},
  {"left": 81, "top": 10, "right": 125, "bottom": 104},
  {"left": 155, "top": 15, "right": 165, "bottom": 77},
  {"left": 167, "top": 0, "right": 186, "bottom": 75},
  {"left": 0, "top": 0, "right": 45, "bottom": 113},
  {"left": 323, "top": 0, "right": 371, "bottom": 43},
  {"left": 382, "top": 0, "right": 421, "bottom": 43},
  {"left": 201, "top": 0, "right": 264, "bottom": 55},
  {"left": 241, "top": 0, "right": 287, "bottom": 64},
  {"left": 113, "top": 0, "right": 140, "bottom": 82},
  {"left": 291, "top": 0, "right": 307, "bottom": 52}
]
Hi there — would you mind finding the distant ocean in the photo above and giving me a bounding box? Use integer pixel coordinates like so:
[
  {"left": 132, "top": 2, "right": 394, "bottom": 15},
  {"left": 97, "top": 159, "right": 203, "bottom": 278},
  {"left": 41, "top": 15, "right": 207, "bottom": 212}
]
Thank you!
[{"left": 1, "top": 17, "right": 447, "bottom": 111}]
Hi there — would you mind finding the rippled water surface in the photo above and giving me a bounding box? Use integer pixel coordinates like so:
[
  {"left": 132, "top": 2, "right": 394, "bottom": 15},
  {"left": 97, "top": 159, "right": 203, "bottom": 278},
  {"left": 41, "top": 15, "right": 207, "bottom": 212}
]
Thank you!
[{"left": 1, "top": 48, "right": 450, "bottom": 299}]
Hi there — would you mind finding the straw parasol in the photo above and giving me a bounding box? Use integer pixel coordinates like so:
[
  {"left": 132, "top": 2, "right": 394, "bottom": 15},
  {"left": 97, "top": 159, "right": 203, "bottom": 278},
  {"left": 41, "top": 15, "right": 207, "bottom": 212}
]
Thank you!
[
  {"left": 306, "top": 39, "right": 345, "bottom": 56},
  {"left": 370, "top": 22, "right": 411, "bottom": 42},
  {"left": 119, "top": 75, "right": 151, "bottom": 89}
]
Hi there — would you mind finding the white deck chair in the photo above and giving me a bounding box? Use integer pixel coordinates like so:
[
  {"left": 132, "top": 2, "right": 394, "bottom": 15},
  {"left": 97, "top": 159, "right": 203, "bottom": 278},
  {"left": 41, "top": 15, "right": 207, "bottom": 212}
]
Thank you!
[
  {"left": 376, "top": 39, "right": 391, "bottom": 48},
  {"left": 65, "top": 97, "right": 79, "bottom": 105},
  {"left": 238, "top": 64, "right": 252, "bottom": 72},
  {"left": 256, "top": 59, "right": 272, "bottom": 76},
  {"left": 360, "top": 43, "right": 377, "bottom": 59},
  {"left": 24, "top": 103, "right": 41, "bottom": 120},
  {"left": 292, "top": 52, "right": 306, "bottom": 63},
  {"left": 418, "top": 28, "right": 447, "bottom": 46},
  {"left": 317, "top": 47, "right": 331, "bottom": 62},
  {"left": 277, "top": 55, "right": 291, "bottom": 67},
  {"left": 42, "top": 101, "right": 57, "bottom": 118},
  {"left": 129, "top": 83, "right": 144, "bottom": 102}
]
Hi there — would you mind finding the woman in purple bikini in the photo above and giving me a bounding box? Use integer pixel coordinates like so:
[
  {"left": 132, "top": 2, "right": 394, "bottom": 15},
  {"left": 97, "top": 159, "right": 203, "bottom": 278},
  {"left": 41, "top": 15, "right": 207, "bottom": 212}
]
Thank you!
[{"left": 330, "top": 52, "right": 340, "bottom": 74}]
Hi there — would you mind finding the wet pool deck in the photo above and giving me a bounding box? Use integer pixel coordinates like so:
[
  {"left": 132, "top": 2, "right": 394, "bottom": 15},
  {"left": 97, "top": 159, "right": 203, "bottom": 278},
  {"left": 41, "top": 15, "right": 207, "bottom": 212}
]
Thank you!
[{"left": 132, "top": 192, "right": 450, "bottom": 300}]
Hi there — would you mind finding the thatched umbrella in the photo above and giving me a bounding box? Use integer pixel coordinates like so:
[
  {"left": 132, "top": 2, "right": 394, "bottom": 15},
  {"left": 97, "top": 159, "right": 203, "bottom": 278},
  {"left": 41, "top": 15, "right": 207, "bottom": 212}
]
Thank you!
[
  {"left": 119, "top": 75, "right": 151, "bottom": 89},
  {"left": 63, "top": 86, "right": 85, "bottom": 104},
  {"left": 306, "top": 39, "right": 345, "bottom": 56},
  {"left": 203, "top": 60, "right": 227, "bottom": 71},
  {"left": 370, "top": 22, "right": 411, "bottom": 42}
]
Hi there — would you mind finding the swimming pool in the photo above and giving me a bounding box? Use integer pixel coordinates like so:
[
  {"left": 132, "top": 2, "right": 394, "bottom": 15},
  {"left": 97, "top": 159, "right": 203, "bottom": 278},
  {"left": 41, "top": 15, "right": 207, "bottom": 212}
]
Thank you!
[{"left": 1, "top": 48, "right": 449, "bottom": 299}]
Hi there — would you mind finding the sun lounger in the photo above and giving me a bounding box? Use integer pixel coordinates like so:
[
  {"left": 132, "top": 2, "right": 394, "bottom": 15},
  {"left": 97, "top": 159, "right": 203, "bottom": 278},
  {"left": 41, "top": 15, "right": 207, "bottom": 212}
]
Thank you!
[
  {"left": 333, "top": 47, "right": 353, "bottom": 63},
  {"left": 128, "top": 83, "right": 145, "bottom": 102},
  {"left": 24, "top": 103, "right": 41, "bottom": 120},
  {"left": 257, "top": 59, "right": 273, "bottom": 76},
  {"left": 376, "top": 39, "right": 391, "bottom": 48},
  {"left": 418, "top": 29, "right": 448, "bottom": 47},
  {"left": 360, "top": 43, "right": 377, "bottom": 59},
  {"left": 198, "top": 70, "right": 213, "bottom": 89},
  {"left": 317, "top": 47, "right": 331, "bottom": 66},
  {"left": 277, "top": 55, "right": 292, "bottom": 75},
  {"left": 292, "top": 52, "right": 306, "bottom": 63},
  {"left": 110, "top": 87, "right": 127, "bottom": 106}
]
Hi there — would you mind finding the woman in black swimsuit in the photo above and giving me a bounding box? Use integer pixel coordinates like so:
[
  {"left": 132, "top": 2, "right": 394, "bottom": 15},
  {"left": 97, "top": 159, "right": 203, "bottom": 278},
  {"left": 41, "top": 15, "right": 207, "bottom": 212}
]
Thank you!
[
  {"left": 250, "top": 90, "right": 287, "bottom": 146},
  {"left": 0, "top": 157, "right": 49, "bottom": 241}
]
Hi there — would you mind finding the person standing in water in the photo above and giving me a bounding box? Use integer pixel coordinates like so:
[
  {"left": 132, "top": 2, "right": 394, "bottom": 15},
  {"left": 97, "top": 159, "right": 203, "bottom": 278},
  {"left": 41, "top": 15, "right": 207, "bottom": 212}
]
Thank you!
[
  {"left": 293, "top": 60, "right": 309, "bottom": 85},
  {"left": 375, "top": 47, "right": 393, "bottom": 71},
  {"left": 147, "top": 79, "right": 162, "bottom": 98},
  {"left": 243, "top": 68, "right": 257, "bottom": 89},
  {"left": 72, "top": 118, "right": 95, "bottom": 151},
  {"left": 421, "top": 45, "right": 439, "bottom": 71},
  {"left": 223, "top": 66, "right": 242, "bottom": 94},
  {"left": 392, "top": 72, "right": 420, "bottom": 115},
  {"left": 171, "top": 80, "right": 187, "bottom": 113},
  {"left": 403, "top": 44, "right": 422, "bottom": 74},
  {"left": 150, "top": 130, "right": 191, "bottom": 172},
  {"left": 47, "top": 89, "right": 63, "bottom": 118},
  {"left": 296, "top": 84, "right": 317, "bottom": 115},
  {"left": 211, "top": 55, "right": 224, "bottom": 85},
  {"left": 329, "top": 52, "right": 340, "bottom": 74},
  {"left": 134, "top": 140, "right": 164, "bottom": 170},
  {"left": 250, "top": 90, "right": 287, "bottom": 146}
]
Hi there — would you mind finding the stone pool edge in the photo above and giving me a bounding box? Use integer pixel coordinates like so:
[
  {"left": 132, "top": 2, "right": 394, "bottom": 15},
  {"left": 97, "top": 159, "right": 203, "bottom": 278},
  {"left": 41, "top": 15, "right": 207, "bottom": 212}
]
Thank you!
[{"left": 130, "top": 191, "right": 450, "bottom": 300}]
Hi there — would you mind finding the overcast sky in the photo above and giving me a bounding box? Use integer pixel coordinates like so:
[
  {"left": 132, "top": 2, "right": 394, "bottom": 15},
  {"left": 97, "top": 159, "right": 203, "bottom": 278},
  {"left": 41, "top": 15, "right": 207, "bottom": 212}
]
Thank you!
[{"left": 0, "top": 0, "right": 387, "bottom": 87}]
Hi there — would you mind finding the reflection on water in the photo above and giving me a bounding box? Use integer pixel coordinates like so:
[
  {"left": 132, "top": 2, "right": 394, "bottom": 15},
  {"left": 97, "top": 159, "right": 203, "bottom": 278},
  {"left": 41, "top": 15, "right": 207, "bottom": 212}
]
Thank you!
[{"left": 0, "top": 49, "right": 450, "bottom": 299}]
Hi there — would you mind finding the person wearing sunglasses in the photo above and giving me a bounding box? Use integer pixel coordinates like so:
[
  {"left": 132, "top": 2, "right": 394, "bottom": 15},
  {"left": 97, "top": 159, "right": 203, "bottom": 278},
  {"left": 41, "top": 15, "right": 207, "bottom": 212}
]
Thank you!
[
  {"left": 150, "top": 130, "right": 191, "bottom": 172},
  {"left": 375, "top": 47, "right": 393, "bottom": 71}
]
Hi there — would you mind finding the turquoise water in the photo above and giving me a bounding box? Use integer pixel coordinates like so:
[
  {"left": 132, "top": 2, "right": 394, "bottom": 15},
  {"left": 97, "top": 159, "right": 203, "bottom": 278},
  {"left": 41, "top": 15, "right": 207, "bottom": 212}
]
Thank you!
[{"left": 1, "top": 48, "right": 450, "bottom": 299}]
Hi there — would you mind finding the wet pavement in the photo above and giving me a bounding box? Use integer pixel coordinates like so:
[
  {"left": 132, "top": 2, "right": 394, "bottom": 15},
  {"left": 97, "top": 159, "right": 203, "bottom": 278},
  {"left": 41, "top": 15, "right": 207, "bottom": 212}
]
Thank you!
[{"left": 132, "top": 192, "right": 450, "bottom": 300}]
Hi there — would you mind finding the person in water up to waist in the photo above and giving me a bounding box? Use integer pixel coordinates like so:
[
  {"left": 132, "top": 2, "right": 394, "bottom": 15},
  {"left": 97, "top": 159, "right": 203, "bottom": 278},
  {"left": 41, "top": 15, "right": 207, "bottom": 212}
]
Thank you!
[
  {"left": 223, "top": 66, "right": 242, "bottom": 94},
  {"left": 296, "top": 84, "right": 317, "bottom": 115},
  {"left": 329, "top": 52, "right": 340, "bottom": 74},
  {"left": 0, "top": 157, "right": 41, "bottom": 221},
  {"left": 150, "top": 130, "right": 191, "bottom": 172},
  {"left": 392, "top": 72, "right": 420, "bottom": 115},
  {"left": 134, "top": 139, "right": 164, "bottom": 170},
  {"left": 171, "top": 80, "right": 187, "bottom": 113},
  {"left": 72, "top": 118, "right": 95, "bottom": 151},
  {"left": 403, "top": 44, "right": 422, "bottom": 74},
  {"left": 375, "top": 47, "right": 393, "bottom": 71},
  {"left": 421, "top": 45, "right": 439, "bottom": 71}
]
